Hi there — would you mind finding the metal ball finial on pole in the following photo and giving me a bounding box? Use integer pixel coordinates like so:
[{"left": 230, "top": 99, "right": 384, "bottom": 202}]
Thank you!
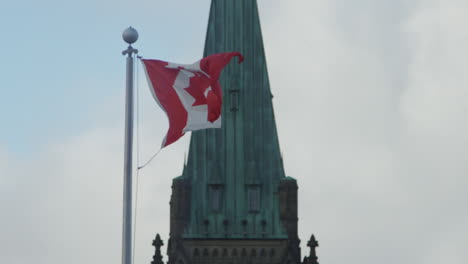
[
  {"left": 123, "top": 26, "right": 139, "bottom": 45},
  {"left": 122, "top": 26, "right": 139, "bottom": 56},
  {"left": 121, "top": 26, "right": 138, "bottom": 264}
]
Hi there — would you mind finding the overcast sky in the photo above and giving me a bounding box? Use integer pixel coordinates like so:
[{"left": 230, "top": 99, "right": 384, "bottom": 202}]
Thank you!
[{"left": 1, "top": 0, "right": 467, "bottom": 264}]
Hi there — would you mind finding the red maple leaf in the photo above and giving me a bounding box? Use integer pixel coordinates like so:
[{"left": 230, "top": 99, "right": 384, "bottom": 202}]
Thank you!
[{"left": 184, "top": 71, "right": 211, "bottom": 106}]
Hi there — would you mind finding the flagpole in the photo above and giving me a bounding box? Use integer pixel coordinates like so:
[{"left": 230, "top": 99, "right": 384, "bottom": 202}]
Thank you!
[{"left": 122, "top": 26, "right": 138, "bottom": 264}]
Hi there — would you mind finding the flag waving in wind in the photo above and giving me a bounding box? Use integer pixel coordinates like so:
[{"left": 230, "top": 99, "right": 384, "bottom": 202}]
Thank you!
[{"left": 142, "top": 52, "right": 244, "bottom": 147}]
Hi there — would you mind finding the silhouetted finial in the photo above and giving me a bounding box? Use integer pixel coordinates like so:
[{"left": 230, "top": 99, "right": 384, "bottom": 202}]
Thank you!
[
  {"left": 151, "top": 233, "right": 164, "bottom": 264},
  {"left": 307, "top": 234, "right": 319, "bottom": 248},
  {"left": 304, "top": 234, "right": 319, "bottom": 264}
]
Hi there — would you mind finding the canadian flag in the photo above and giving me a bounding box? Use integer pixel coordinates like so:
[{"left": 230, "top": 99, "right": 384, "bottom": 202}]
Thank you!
[{"left": 142, "top": 52, "right": 244, "bottom": 147}]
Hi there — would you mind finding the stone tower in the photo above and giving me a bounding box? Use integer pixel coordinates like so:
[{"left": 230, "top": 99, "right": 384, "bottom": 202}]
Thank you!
[{"left": 152, "top": 1, "right": 319, "bottom": 263}]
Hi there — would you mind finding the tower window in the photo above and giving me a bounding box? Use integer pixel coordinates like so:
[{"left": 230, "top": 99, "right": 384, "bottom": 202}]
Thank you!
[
  {"left": 209, "top": 185, "right": 223, "bottom": 212},
  {"left": 247, "top": 186, "right": 260, "bottom": 212},
  {"left": 229, "top": 89, "right": 239, "bottom": 111}
]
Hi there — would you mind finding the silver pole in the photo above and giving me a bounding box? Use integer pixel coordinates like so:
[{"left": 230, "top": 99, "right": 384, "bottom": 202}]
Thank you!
[{"left": 122, "top": 27, "right": 138, "bottom": 264}]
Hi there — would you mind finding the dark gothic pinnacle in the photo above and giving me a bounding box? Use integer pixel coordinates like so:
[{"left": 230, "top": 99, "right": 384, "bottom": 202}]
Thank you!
[
  {"left": 304, "top": 234, "right": 319, "bottom": 264},
  {"left": 151, "top": 234, "right": 164, "bottom": 264}
]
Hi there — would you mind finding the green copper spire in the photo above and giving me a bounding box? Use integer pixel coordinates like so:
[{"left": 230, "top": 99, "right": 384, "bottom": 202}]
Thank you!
[{"left": 181, "top": 0, "right": 288, "bottom": 239}]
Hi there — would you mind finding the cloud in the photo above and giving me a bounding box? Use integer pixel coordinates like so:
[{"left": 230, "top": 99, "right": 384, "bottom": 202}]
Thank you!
[
  {"left": 0, "top": 105, "right": 191, "bottom": 264},
  {"left": 260, "top": 0, "right": 468, "bottom": 263}
]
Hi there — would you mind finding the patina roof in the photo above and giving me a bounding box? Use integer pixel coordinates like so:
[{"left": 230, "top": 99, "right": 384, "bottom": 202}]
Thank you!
[{"left": 181, "top": 0, "right": 288, "bottom": 239}]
